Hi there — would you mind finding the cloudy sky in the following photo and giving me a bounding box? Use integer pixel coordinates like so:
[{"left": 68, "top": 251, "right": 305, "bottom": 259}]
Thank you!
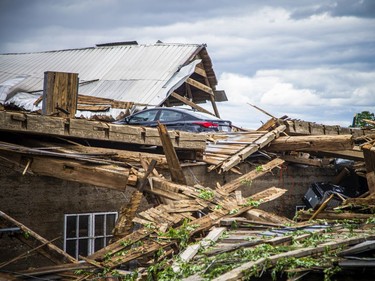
[{"left": 0, "top": 0, "right": 374, "bottom": 129}]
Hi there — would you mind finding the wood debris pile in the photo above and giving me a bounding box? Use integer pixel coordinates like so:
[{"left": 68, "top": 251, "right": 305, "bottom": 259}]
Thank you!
[{"left": 1, "top": 112, "right": 375, "bottom": 280}]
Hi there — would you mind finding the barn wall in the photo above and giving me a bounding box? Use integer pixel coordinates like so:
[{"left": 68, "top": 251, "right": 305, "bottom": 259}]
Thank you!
[
  {"left": 0, "top": 164, "right": 139, "bottom": 270},
  {"left": 0, "top": 161, "right": 344, "bottom": 269},
  {"left": 183, "top": 162, "right": 339, "bottom": 218}
]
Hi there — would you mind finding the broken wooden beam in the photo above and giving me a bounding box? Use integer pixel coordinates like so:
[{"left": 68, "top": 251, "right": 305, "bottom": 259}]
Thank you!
[
  {"left": 266, "top": 135, "right": 353, "bottom": 152},
  {"left": 362, "top": 144, "right": 375, "bottom": 194},
  {"left": 172, "top": 227, "right": 226, "bottom": 273},
  {"left": 157, "top": 122, "right": 187, "bottom": 185},
  {"left": 280, "top": 154, "right": 324, "bottom": 167},
  {"left": 296, "top": 210, "right": 374, "bottom": 221},
  {"left": 218, "top": 158, "right": 285, "bottom": 194},
  {"left": 213, "top": 234, "right": 375, "bottom": 281},
  {"left": 0, "top": 211, "right": 77, "bottom": 264},
  {"left": 42, "top": 71, "right": 79, "bottom": 118},
  {"left": 170, "top": 92, "right": 215, "bottom": 116},
  {"left": 0, "top": 110, "right": 207, "bottom": 150},
  {"left": 217, "top": 125, "right": 286, "bottom": 172}
]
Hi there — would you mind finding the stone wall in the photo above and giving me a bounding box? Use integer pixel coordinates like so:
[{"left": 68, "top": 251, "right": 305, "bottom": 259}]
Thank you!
[
  {"left": 0, "top": 160, "right": 352, "bottom": 269},
  {"left": 182, "top": 162, "right": 342, "bottom": 218},
  {"left": 0, "top": 163, "right": 138, "bottom": 270}
]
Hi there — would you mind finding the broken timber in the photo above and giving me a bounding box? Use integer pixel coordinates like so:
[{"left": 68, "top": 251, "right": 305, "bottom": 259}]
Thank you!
[
  {"left": 217, "top": 158, "right": 285, "bottom": 194},
  {"left": 283, "top": 119, "right": 372, "bottom": 137},
  {"left": 157, "top": 122, "right": 187, "bottom": 185},
  {"left": 204, "top": 125, "right": 286, "bottom": 172},
  {"left": 0, "top": 110, "right": 207, "bottom": 150},
  {"left": 213, "top": 234, "right": 375, "bottom": 281},
  {"left": 266, "top": 134, "right": 353, "bottom": 151},
  {"left": 0, "top": 211, "right": 77, "bottom": 265},
  {"left": 362, "top": 144, "right": 375, "bottom": 194}
]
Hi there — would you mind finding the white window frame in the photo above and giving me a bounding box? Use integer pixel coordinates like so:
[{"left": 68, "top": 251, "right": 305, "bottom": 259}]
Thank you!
[{"left": 63, "top": 212, "right": 118, "bottom": 259}]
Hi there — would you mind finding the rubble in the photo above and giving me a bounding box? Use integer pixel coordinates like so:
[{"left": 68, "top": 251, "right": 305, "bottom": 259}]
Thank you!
[{"left": 0, "top": 105, "right": 374, "bottom": 280}]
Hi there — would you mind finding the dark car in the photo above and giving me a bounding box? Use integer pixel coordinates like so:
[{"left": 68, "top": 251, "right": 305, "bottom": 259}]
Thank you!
[{"left": 113, "top": 107, "right": 231, "bottom": 133}]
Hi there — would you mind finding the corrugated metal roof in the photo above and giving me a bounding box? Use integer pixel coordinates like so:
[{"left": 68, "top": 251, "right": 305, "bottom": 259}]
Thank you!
[{"left": 0, "top": 43, "right": 206, "bottom": 106}]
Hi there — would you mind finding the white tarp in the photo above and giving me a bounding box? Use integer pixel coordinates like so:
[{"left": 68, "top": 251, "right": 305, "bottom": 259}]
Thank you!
[{"left": 0, "top": 75, "right": 29, "bottom": 104}]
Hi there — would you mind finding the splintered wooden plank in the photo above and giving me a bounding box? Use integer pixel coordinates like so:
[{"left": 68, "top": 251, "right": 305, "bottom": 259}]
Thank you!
[
  {"left": 267, "top": 134, "right": 353, "bottom": 151},
  {"left": 218, "top": 125, "right": 286, "bottom": 172},
  {"left": 213, "top": 235, "right": 375, "bottom": 281},
  {"left": 172, "top": 227, "right": 226, "bottom": 272},
  {"left": 363, "top": 143, "right": 375, "bottom": 166},
  {"left": 186, "top": 78, "right": 214, "bottom": 95},
  {"left": 0, "top": 211, "right": 77, "bottom": 264},
  {"left": 157, "top": 123, "right": 187, "bottom": 185},
  {"left": 170, "top": 92, "right": 214, "bottom": 116},
  {"left": 88, "top": 228, "right": 153, "bottom": 261},
  {"left": 281, "top": 154, "right": 323, "bottom": 167},
  {"left": 42, "top": 71, "right": 78, "bottom": 118},
  {"left": 29, "top": 156, "right": 129, "bottom": 190},
  {"left": 103, "top": 239, "right": 173, "bottom": 268},
  {"left": 219, "top": 158, "right": 285, "bottom": 194},
  {"left": 112, "top": 191, "right": 143, "bottom": 240},
  {"left": 0, "top": 111, "right": 206, "bottom": 150}
]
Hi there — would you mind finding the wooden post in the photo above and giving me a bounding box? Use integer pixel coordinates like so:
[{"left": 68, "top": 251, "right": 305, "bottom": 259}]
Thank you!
[
  {"left": 157, "top": 122, "right": 187, "bottom": 185},
  {"left": 363, "top": 144, "right": 375, "bottom": 194},
  {"left": 42, "top": 71, "right": 79, "bottom": 117}
]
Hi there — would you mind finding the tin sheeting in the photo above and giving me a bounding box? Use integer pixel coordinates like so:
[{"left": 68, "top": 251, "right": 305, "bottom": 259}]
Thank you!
[{"left": 0, "top": 43, "right": 206, "bottom": 109}]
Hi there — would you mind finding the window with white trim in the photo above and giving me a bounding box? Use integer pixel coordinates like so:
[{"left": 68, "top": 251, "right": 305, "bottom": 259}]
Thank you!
[{"left": 64, "top": 212, "right": 118, "bottom": 259}]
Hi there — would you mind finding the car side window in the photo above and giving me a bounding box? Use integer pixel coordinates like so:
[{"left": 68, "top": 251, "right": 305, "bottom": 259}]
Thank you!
[
  {"left": 159, "top": 110, "right": 183, "bottom": 122},
  {"left": 128, "top": 110, "right": 158, "bottom": 124}
]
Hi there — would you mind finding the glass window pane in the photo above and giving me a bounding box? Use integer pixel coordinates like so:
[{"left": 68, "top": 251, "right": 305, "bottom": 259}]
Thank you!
[
  {"left": 160, "top": 111, "right": 183, "bottom": 121},
  {"left": 78, "top": 239, "right": 89, "bottom": 257},
  {"left": 66, "top": 240, "right": 76, "bottom": 259},
  {"left": 94, "top": 238, "right": 104, "bottom": 251},
  {"left": 94, "top": 215, "right": 104, "bottom": 236},
  {"left": 129, "top": 110, "right": 158, "bottom": 124},
  {"left": 78, "top": 215, "right": 89, "bottom": 237},
  {"left": 66, "top": 216, "right": 77, "bottom": 238},
  {"left": 106, "top": 214, "right": 117, "bottom": 236}
]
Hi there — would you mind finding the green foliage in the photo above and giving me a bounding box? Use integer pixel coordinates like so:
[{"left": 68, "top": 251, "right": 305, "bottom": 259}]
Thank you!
[
  {"left": 120, "top": 239, "right": 132, "bottom": 247},
  {"left": 145, "top": 228, "right": 343, "bottom": 281},
  {"left": 244, "top": 198, "right": 262, "bottom": 207},
  {"left": 229, "top": 208, "right": 239, "bottom": 215},
  {"left": 256, "top": 165, "right": 264, "bottom": 172},
  {"left": 23, "top": 231, "right": 30, "bottom": 239},
  {"left": 240, "top": 178, "right": 253, "bottom": 186},
  {"left": 214, "top": 204, "right": 223, "bottom": 210},
  {"left": 271, "top": 257, "right": 322, "bottom": 280},
  {"left": 323, "top": 266, "right": 341, "bottom": 281},
  {"left": 162, "top": 219, "right": 197, "bottom": 249},
  {"left": 352, "top": 111, "right": 375, "bottom": 127},
  {"left": 198, "top": 188, "right": 214, "bottom": 200}
]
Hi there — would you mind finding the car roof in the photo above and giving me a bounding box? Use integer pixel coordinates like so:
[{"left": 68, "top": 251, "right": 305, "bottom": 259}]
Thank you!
[{"left": 140, "top": 107, "right": 228, "bottom": 121}]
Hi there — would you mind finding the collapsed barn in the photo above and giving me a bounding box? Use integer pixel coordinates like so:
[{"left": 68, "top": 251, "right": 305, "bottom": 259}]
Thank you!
[{"left": 0, "top": 42, "right": 374, "bottom": 280}]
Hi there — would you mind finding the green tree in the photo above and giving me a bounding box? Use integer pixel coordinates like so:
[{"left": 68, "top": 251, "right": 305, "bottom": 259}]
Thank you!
[{"left": 351, "top": 111, "right": 375, "bottom": 127}]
